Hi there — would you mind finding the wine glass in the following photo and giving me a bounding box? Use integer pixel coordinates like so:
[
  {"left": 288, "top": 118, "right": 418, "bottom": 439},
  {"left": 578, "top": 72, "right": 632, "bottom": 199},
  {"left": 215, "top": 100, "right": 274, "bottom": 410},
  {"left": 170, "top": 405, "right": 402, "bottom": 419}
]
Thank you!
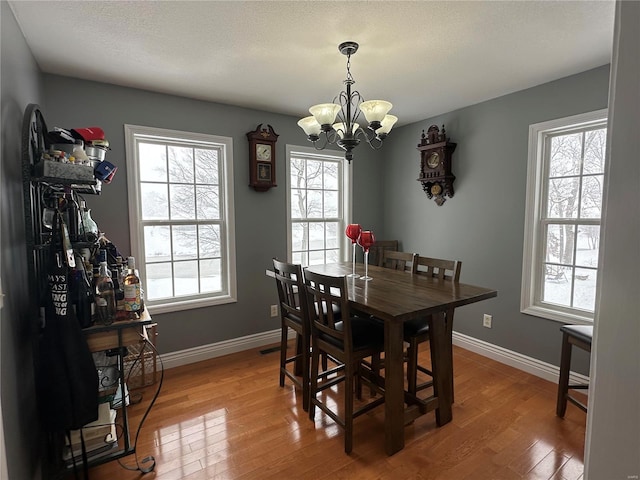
[
  {"left": 345, "top": 224, "right": 362, "bottom": 278},
  {"left": 357, "top": 230, "right": 375, "bottom": 281}
]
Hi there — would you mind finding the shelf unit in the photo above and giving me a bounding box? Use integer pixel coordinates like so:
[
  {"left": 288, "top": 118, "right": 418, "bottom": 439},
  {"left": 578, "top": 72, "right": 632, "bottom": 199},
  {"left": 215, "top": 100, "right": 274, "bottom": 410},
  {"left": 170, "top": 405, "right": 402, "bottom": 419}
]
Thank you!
[
  {"left": 21, "top": 104, "right": 158, "bottom": 476},
  {"left": 80, "top": 314, "right": 155, "bottom": 469}
]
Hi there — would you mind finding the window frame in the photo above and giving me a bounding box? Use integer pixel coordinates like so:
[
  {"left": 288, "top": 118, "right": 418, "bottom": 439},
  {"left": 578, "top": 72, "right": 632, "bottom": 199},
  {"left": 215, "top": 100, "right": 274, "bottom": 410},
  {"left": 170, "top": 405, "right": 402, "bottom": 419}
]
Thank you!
[
  {"left": 521, "top": 109, "right": 607, "bottom": 324},
  {"left": 124, "top": 124, "right": 237, "bottom": 314},
  {"left": 285, "top": 145, "right": 353, "bottom": 266}
]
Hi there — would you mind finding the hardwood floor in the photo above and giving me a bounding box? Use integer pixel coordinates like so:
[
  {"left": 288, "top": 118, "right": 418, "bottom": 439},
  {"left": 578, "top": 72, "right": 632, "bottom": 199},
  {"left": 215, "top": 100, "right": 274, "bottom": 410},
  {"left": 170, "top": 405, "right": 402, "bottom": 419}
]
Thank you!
[{"left": 81, "top": 343, "right": 586, "bottom": 480}]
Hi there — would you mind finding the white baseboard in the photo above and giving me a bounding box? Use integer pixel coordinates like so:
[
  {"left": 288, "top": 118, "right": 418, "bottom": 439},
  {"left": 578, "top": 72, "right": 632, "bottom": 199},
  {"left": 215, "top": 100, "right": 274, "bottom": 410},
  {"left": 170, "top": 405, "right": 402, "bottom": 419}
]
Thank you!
[
  {"left": 452, "top": 331, "right": 590, "bottom": 386},
  {"left": 160, "top": 329, "right": 282, "bottom": 370},
  {"left": 159, "top": 328, "right": 589, "bottom": 389}
]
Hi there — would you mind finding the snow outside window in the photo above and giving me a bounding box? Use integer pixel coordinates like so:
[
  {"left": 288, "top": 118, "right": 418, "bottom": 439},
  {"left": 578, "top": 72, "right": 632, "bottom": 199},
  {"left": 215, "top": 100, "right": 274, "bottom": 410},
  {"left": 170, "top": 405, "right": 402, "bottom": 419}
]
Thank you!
[
  {"left": 521, "top": 110, "right": 607, "bottom": 324},
  {"left": 125, "top": 125, "right": 236, "bottom": 314}
]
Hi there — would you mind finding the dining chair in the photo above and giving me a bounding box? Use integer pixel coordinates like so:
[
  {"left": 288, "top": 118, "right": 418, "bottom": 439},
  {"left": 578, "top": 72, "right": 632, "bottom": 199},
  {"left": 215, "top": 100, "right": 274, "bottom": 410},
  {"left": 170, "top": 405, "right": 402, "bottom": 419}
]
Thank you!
[
  {"left": 368, "top": 239, "right": 398, "bottom": 267},
  {"left": 304, "top": 269, "right": 385, "bottom": 454},
  {"left": 556, "top": 324, "right": 592, "bottom": 417},
  {"left": 364, "top": 250, "right": 417, "bottom": 395},
  {"left": 381, "top": 250, "right": 417, "bottom": 272},
  {"left": 272, "top": 258, "right": 312, "bottom": 412},
  {"left": 405, "top": 256, "right": 462, "bottom": 397}
]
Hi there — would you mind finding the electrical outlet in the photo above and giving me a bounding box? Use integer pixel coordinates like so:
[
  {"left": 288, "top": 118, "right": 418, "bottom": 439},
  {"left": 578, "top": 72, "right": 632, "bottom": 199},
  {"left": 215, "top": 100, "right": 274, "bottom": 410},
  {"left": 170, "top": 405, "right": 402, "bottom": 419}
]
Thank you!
[
  {"left": 483, "top": 314, "right": 492, "bottom": 328},
  {"left": 270, "top": 304, "right": 278, "bottom": 317}
]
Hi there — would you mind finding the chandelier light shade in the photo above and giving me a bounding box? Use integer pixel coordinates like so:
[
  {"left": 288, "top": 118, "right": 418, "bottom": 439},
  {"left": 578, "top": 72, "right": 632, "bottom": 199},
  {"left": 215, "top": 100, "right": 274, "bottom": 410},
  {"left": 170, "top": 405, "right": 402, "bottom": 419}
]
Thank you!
[
  {"left": 333, "top": 122, "right": 360, "bottom": 139},
  {"left": 297, "top": 41, "right": 397, "bottom": 162}
]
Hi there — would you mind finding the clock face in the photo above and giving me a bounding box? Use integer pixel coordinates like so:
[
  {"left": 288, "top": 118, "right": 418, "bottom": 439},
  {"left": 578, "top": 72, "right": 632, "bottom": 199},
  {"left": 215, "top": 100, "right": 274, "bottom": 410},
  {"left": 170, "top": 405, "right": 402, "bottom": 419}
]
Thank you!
[
  {"left": 256, "top": 143, "right": 272, "bottom": 162},
  {"left": 426, "top": 152, "right": 440, "bottom": 169}
]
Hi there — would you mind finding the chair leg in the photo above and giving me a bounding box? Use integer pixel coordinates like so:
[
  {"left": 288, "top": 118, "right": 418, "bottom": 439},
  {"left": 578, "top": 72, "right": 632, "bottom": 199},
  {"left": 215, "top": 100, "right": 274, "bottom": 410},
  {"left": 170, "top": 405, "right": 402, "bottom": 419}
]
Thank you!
[
  {"left": 279, "top": 324, "right": 288, "bottom": 387},
  {"left": 556, "top": 332, "right": 572, "bottom": 417},
  {"left": 369, "top": 353, "right": 381, "bottom": 397},
  {"left": 407, "top": 339, "right": 419, "bottom": 396},
  {"left": 309, "top": 342, "right": 320, "bottom": 421},
  {"left": 301, "top": 333, "right": 310, "bottom": 412},
  {"left": 344, "top": 361, "right": 354, "bottom": 454}
]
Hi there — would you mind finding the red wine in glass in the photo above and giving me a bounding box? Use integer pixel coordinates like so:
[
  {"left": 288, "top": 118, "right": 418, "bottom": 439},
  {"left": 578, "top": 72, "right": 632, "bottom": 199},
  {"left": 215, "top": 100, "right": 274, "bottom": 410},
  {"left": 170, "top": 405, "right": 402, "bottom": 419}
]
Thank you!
[
  {"left": 345, "top": 224, "right": 362, "bottom": 277},
  {"left": 357, "top": 230, "right": 375, "bottom": 280}
]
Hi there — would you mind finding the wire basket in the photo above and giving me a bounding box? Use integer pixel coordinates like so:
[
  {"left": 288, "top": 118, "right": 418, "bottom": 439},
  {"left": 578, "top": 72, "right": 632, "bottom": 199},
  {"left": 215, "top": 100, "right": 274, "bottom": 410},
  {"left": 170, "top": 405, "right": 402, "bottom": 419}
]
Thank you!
[{"left": 123, "top": 323, "right": 158, "bottom": 390}]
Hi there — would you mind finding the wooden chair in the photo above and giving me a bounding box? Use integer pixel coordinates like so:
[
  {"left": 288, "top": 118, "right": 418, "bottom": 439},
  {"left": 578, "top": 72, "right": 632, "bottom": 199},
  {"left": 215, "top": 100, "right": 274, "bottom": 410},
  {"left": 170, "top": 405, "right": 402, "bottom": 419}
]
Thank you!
[
  {"left": 381, "top": 250, "right": 417, "bottom": 272},
  {"left": 304, "top": 270, "right": 385, "bottom": 454},
  {"left": 272, "top": 258, "right": 312, "bottom": 411},
  {"left": 366, "top": 250, "right": 417, "bottom": 394},
  {"left": 556, "top": 324, "right": 592, "bottom": 417},
  {"left": 405, "top": 256, "right": 462, "bottom": 397},
  {"left": 368, "top": 240, "right": 398, "bottom": 267}
]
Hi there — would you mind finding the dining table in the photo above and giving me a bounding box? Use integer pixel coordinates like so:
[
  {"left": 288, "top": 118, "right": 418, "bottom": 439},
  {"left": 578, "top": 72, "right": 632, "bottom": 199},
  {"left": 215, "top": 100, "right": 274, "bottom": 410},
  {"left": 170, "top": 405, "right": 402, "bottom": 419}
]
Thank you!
[{"left": 305, "top": 261, "right": 497, "bottom": 455}]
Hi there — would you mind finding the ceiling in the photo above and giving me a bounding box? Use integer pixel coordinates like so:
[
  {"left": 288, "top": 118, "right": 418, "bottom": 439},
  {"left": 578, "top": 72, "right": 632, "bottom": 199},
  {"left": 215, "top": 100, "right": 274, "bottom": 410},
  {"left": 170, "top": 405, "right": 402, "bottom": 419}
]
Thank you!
[{"left": 8, "top": 1, "right": 615, "bottom": 127}]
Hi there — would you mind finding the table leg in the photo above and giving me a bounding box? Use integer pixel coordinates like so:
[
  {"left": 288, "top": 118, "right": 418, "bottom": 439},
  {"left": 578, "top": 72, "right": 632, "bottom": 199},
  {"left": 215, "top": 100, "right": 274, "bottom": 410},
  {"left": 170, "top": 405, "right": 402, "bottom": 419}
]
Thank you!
[
  {"left": 429, "top": 309, "right": 454, "bottom": 425},
  {"left": 384, "top": 320, "right": 405, "bottom": 455}
]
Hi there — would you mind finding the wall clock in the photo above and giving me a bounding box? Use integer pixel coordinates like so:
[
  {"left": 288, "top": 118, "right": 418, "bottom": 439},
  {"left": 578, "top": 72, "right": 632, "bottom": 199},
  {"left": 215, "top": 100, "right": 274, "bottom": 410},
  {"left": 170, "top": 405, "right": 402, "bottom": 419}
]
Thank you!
[
  {"left": 247, "top": 124, "right": 279, "bottom": 192},
  {"left": 416, "top": 124, "right": 456, "bottom": 206}
]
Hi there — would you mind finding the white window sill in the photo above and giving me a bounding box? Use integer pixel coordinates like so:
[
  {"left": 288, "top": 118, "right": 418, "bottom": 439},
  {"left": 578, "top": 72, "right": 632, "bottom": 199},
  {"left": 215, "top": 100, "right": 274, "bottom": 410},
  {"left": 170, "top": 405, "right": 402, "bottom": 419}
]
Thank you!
[
  {"left": 521, "top": 304, "right": 593, "bottom": 325},
  {"left": 147, "top": 294, "right": 237, "bottom": 315}
]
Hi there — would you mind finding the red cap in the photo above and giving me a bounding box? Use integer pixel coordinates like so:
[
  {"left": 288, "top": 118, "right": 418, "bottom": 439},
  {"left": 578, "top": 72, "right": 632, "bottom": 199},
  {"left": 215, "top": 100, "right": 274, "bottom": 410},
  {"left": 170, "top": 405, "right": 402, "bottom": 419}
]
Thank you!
[{"left": 71, "top": 127, "right": 105, "bottom": 141}]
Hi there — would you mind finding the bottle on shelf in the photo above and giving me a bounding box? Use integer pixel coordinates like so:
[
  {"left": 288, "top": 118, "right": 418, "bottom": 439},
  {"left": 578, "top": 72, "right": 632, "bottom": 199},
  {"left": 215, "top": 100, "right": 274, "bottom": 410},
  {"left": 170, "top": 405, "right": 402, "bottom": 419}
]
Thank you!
[
  {"left": 72, "top": 140, "right": 90, "bottom": 165},
  {"left": 64, "top": 193, "right": 79, "bottom": 242},
  {"left": 112, "top": 256, "right": 123, "bottom": 296},
  {"left": 123, "top": 256, "right": 142, "bottom": 319},
  {"left": 72, "top": 262, "right": 93, "bottom": 329},
  {"left": 97, "top": 248, "right": 108, "bottom": 266},
  {"left": 77, "top": 200, "right": 99, "bottom": 243},
  {"left": 95, "top": 261, "right": 116, "bottom": 325},
  {"left": 114, "top": 256, "right": 128, "bottom": 321}
]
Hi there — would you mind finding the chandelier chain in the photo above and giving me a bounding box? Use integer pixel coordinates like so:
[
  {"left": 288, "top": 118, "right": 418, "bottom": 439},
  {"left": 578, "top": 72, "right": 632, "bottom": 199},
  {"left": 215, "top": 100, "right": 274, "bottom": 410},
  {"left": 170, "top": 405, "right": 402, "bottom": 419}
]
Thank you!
[{"left": 345, "top": 52, "right": 354, "bottom": 83}]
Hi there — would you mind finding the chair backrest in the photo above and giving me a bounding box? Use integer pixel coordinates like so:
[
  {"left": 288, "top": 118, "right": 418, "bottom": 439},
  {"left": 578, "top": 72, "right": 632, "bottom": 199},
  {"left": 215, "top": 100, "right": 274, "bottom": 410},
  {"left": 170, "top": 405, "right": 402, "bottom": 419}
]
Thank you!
[
  {"left": 381, "top": 250, "right": 417, "bottom": 272},
  {"left": 413, "top": 255, "right": 462, "bottom": 281},
  {"left": 369, "top": 240, "right": 399, "bottom": 267},
  {"left": 303, "top": 270, "right": 354, "bottom": 353},
  {"left": 272, "top": 258, "right": 310, "bottom": 328}
]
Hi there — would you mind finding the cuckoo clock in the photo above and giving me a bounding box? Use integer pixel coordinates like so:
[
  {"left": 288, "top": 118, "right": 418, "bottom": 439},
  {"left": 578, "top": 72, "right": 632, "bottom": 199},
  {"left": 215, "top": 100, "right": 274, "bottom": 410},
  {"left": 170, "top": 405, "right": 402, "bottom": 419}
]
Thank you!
[
  {"left": 247, "top": 124, "right": 278, "bottom": 192},
  {"left": 417, "top": 125, "right": 456, "bottom": 206}
]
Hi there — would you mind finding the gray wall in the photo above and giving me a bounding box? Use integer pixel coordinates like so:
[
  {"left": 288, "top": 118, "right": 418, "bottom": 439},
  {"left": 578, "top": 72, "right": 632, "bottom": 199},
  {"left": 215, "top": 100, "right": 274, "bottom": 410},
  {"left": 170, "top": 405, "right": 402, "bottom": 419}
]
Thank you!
[
  {"left": 41, "top": 75, "right": 385, "bottom": 354},
  {"left": 585, "top": 1, "right": 640, "bottom": 477},
  {"left": 381, "top": 65, "right": 610, "bottom": 372},
  {"left": 1, "top": 1, "right": 45, "bottom": 479}
]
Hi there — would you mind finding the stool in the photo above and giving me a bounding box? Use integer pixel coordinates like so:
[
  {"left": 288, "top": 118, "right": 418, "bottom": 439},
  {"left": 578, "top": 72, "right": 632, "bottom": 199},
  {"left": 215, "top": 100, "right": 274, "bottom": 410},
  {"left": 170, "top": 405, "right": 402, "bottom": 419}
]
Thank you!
[{"left": 556, "top": 324, "right": 593, "bottom": 417}]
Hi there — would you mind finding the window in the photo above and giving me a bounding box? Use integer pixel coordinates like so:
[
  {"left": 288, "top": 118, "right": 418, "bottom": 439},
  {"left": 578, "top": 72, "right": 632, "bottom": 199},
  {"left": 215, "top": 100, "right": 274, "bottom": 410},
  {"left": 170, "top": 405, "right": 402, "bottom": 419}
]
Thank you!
[
  {"left": 286, "top": 145, "right": 352, "bottom": 266},
  {"left": 124, "top": 125, "right": 236, "bottom": 314},
  {"left": 521, "top": 110, "right": 607, "bottom": 324}
]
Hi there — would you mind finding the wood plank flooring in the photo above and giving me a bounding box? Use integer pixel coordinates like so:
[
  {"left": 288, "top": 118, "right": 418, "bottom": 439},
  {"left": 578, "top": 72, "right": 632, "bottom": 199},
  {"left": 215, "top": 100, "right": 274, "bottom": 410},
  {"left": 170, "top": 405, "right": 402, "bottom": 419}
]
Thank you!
[{"left": 79, "top": 343, "right": 586, "bottom": 480}]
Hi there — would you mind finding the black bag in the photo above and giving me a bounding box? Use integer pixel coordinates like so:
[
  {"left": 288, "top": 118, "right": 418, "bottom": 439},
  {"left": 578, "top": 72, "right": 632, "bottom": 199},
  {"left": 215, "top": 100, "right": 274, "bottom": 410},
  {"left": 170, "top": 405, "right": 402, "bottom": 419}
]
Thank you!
[{"left": 36, "top": 212, "right": 98, "bottom": 432}]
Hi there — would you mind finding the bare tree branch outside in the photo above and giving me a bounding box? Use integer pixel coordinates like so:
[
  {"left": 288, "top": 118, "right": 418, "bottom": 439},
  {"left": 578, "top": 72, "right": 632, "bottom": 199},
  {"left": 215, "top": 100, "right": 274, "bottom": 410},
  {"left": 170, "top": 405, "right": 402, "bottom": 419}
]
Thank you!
[
  {"left": 138, "top": 141, "right": 223, "bottom": 300},
  {"left": 542, "top": 127, "right": 605, "bottom": 311},
  {"left": 290, "top": 155, "right": 342, "bottom": 266}
]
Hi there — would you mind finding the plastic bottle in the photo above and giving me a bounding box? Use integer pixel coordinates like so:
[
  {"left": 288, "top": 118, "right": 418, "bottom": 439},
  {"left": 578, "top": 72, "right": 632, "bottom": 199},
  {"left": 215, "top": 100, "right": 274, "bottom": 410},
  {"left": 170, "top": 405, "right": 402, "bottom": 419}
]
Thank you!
[{"left": 95, "top": 261, "right": 116, "bottom": 325}]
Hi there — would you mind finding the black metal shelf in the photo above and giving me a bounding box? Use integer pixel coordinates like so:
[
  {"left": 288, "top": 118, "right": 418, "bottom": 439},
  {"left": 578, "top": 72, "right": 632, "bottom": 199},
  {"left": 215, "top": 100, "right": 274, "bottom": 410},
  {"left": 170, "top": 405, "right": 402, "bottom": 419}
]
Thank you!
[{"left": 21, "top": 104, "right": 157, "bottom": 477}]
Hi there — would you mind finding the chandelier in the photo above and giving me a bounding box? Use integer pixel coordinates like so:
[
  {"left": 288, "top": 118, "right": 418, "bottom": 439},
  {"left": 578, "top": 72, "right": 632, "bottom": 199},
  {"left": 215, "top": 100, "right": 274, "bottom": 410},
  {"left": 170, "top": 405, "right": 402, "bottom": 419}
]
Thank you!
[{"left": 297, "top": 41, "right": 397, "bottom": 163}]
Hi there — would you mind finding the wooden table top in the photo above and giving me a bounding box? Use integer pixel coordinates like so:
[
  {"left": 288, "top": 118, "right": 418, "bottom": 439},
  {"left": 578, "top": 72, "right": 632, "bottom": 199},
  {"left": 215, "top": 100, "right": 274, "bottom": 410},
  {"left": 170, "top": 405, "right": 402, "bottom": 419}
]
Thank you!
[{"left": 305, "top": 262, "right": 497, "bottom": 322}]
